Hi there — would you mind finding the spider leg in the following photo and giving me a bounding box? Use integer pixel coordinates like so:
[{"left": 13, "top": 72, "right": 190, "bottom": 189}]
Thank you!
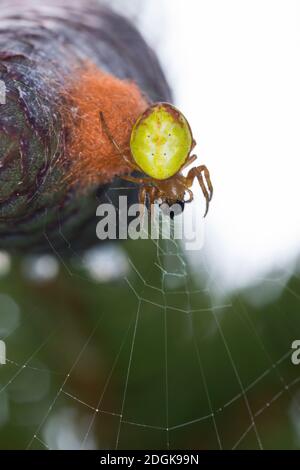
[
  {"left": 138, "top": 185, "right": 147, "bottom": 205},
  {"left": 138, "top": 186, "right": 148, "bottom": 219},
  {"left": 180, "top": 154, "right": 198, "bottom": 171},
  {"left": 121, "top": 175, "right": 153, "bottom": 185},
  {"left": 185, "top": 165, "right": 213, "bottom": 217},
  {"left": 184, "top": 188, "right": 194, "bottom": 203},
  {"left": 99, "top": 111, "right": 121, "bottom": 152},
  {"left": 99, "top": 111, "right": 141, "bottom": 172},
  {"left": 122, "top": 153, "right": 142, "bottom": 172},
  {"left": 202, "top": 165, "right": 213, "bottom": 201},
  {"left": 137, "top": 184, "right": 157, "bottom": 220},
  {"left": 148, "top": 186, "right": 158, "bottom": 205},
  {"left": 147, "top": 185, "right": 158, "bottom": 220},
  {"left": 137, "top": 185, "right": 157, "bottom": 206}
]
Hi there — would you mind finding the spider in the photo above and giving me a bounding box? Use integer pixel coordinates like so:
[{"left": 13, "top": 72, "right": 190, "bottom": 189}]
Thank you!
[{"left": 100, "top": 102, "right": 213, "bottom": 217}]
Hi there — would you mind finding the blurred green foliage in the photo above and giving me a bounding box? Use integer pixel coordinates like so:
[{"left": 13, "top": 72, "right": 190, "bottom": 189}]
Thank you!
[{"left": 0, "top": 238, "right": 299, "bottom": 450}]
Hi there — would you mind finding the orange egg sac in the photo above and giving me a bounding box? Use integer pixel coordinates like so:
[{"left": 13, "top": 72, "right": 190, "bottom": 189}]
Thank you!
[{"left": 61, "top": 62, "right": 148, "bottom": 190}]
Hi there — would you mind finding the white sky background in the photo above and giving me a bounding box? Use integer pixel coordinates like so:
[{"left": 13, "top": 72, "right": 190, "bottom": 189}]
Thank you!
[{"left": 135, "top": 0, "right": 300, "bottom": 294}]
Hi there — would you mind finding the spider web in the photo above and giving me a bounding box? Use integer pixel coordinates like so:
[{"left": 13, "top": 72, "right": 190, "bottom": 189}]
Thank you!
[
  {"left": 0, "top": 179, "right": 300, "bottom": 450},
  {"left": 0, "top": 0, "right": 299, "bottom": 450}
]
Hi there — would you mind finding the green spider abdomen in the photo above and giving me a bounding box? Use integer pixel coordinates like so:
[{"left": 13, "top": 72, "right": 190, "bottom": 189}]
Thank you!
[{"left": 130, "top": 102, "right": 193, "bottom": 180}]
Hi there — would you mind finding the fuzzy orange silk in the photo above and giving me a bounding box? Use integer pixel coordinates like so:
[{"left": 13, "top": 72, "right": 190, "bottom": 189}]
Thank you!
[{"left": 62, "top": 63, "right": 148, "bottom": 189}]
